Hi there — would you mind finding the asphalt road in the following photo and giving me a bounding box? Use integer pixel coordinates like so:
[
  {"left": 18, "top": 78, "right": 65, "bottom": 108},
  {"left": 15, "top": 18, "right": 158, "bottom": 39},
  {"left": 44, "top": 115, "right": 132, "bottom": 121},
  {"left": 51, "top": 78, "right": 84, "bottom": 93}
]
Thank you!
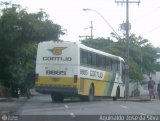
[
  {"left": 18, "top": 94, "right": 160, "bottom": 115},
  {"left": 0, "top": 94, "right": 160, "bottom": 121}
]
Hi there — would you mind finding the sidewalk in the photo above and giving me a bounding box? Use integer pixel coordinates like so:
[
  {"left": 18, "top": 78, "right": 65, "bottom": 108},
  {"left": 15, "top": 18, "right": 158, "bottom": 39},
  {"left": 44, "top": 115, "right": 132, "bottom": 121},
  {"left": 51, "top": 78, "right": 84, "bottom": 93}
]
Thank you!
[
  {"left": 0, "top": 96, "right": 27, "bottom": 102},
  {"left": 125, "top": 95, "right": 160, "bottom": 102},
  {"left": 126, "top": 96, "right": 150, "bottom": 102},
  {"left": 0, "top": 97, "right": 9, "bottom": 102},
  {"left": 0, "top": 89, "right": 39, "bottom": 102}
]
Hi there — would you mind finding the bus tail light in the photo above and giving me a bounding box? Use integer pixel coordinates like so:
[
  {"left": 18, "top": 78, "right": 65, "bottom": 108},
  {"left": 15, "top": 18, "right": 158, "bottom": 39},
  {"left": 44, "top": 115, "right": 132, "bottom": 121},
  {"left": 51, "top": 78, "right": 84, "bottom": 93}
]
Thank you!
[{"left": 74, "top": 75, "right": 78, "bottom": 83}]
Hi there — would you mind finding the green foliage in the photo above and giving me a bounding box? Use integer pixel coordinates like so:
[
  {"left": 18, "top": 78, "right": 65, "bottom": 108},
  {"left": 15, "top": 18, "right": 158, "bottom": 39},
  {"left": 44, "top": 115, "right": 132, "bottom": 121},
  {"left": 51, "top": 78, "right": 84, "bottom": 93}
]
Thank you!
[
  {"left": 82, "top": 38, "right": 113, "bottom": 52},
  {"left": 155, "top": 47, "right": 160, "bottom": 53},
  {"left": 0, "top": 3, "right": 64, "bottom": 88},
  {"left": 129, "top": 61, "right": 143, "bottom": 82}
]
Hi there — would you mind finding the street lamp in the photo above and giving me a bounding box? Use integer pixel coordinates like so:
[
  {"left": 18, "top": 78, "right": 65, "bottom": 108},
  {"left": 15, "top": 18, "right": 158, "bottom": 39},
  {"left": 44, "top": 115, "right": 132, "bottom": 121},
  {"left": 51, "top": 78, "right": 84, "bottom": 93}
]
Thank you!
[{"left": 82, "top": 8, "right": 121, "bottom": 40}]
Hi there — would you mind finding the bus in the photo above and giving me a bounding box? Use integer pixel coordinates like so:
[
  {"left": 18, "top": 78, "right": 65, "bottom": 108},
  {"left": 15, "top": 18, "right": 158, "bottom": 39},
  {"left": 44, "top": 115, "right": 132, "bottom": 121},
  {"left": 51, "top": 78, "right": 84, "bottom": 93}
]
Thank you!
[{"left": 35, "top": 41, "right": 126, "bottom": 102}]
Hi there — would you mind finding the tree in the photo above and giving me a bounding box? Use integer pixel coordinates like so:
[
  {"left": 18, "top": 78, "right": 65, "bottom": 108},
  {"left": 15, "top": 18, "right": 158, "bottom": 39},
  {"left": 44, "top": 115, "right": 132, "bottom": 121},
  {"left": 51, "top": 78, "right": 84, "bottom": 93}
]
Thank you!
[{"left": 0, "top": 2, "right": 64, "bottom": 89}]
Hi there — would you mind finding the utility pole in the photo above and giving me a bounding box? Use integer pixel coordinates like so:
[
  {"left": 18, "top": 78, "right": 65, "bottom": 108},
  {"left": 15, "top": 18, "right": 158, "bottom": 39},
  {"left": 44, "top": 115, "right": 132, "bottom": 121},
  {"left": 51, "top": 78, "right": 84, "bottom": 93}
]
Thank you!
[
  {"left": 84, "top": 21, "right": 94, "bottom": 39},
  {"left": 115, "top": 0, "right": 140, "bottom": 99},
  {"left": 90, "top": 21, "right": 93, "bottom": 39}
]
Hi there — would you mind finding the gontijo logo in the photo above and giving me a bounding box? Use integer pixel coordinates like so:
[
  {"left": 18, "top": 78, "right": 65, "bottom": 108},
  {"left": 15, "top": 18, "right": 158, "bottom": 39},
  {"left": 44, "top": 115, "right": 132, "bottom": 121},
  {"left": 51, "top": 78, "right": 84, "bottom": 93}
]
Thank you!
[
  {"left": 43, "top": 47, "right": 72, "bottom": 61},
  {"left": 48, "top": 47, "right": 67, "bottom": 55}
]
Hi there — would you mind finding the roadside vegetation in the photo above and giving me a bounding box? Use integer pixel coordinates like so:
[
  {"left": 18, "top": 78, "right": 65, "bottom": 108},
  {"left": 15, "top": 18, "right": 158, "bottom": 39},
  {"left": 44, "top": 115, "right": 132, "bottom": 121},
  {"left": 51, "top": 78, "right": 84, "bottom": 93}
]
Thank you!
[{"left": 0, "top": 2, "right": 63, "bottom": 96}]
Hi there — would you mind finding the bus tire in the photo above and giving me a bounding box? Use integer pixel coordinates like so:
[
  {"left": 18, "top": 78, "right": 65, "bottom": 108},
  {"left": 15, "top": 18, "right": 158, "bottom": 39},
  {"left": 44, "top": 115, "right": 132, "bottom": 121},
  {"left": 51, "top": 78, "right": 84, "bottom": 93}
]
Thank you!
[
  {"left": 51, "top": 93, "right": 64, "bottom": 103},
  {"left": 51, "top": 94, "right": 54, "bottom": 102},
  {"left": 79, "top": 85, "right": 94, "bottom": 102},
  {"left": 58, "top": 95, "right": 64, "bottom": 102},
  {"left": 80, "top": 96, "right": 87, "bottom": 101},
  {"left": 113, "top": 88, "right": 119, "bottom": 101},
  {"left": 88, "top": 84, "right": 94, "bottom": 101}
]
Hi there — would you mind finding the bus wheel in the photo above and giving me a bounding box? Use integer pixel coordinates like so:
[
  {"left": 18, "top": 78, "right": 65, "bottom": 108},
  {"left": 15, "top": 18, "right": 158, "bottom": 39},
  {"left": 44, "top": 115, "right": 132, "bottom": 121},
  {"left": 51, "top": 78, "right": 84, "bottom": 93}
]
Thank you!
[
  {"left": 79, "top": 85, "right": 94, "bottom": 102},
  {"left": 58, "top": 94, "right": 64, "bottom": 102},
  {"left": 51, "top": 94, "right": 54, "bottom": 102},
  {"left": 113, "top": 88, "right": 119, "bottom": 101},
  {"left": 51, "top": 93, "right": 64, "bottom": 103},
  {"left": 88, "top": 85, "right": 94, "bottom": 101},
  {"left": 79, "top": 96, "right": 87, "bottom": 101}
]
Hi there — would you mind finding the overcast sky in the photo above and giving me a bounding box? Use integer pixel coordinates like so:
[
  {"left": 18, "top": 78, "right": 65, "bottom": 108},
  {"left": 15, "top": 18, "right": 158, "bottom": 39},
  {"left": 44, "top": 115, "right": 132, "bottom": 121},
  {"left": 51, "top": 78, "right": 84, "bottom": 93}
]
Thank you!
[{"left": 10, "top": 0, "right": 160, "bottom": 47}]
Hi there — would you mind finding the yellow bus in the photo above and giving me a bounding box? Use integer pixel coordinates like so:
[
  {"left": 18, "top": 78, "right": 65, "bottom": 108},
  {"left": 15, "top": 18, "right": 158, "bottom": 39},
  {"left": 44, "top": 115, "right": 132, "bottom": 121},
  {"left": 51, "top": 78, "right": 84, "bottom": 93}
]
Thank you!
[{"left": 35, "top": 41, "right": 125, "bottom": 102}]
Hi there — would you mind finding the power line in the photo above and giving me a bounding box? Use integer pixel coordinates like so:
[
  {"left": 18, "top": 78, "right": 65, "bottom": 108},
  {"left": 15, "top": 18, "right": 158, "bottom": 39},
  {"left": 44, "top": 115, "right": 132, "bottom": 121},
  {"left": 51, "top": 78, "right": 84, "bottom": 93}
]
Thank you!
[
  {"left": 132, "top": 6, "right": 160, "bottom": 21},
  {"left": 142, "top": 25, "right": 160, "bottom": 36}
]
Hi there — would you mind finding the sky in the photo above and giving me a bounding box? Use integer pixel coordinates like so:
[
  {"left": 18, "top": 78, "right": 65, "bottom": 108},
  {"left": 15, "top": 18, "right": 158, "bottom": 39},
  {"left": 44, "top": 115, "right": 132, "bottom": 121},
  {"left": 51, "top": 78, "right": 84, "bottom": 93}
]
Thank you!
[{"left": 9, "top": 0, "right": 160, "bottom": 47}]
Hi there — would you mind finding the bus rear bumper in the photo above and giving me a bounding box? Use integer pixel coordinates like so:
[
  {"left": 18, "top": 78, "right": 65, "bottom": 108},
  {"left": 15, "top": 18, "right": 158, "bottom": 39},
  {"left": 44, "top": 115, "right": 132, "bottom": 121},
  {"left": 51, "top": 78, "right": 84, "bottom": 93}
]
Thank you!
[{"left": 35, "top": 86, "right": 78, "bottom": 96}]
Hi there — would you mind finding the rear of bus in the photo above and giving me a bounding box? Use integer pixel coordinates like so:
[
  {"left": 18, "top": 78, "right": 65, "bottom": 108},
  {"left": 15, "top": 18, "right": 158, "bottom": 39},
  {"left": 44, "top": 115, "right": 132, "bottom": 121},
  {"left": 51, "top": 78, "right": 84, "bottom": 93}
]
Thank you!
[{"left": 35, "top": 41, "right": 79, "bottom": 102}]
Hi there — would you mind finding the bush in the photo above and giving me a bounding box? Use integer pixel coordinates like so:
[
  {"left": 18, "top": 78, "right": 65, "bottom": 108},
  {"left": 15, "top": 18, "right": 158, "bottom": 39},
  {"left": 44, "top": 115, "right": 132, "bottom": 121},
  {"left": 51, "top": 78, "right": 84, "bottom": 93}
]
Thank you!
[{"left": 0, "top": 85, "right": 11, "bottom": 97}]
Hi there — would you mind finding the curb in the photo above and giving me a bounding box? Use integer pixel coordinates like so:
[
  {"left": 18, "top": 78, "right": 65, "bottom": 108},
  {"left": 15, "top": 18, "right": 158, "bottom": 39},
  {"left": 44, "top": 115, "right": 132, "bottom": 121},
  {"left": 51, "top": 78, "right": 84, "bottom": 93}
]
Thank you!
[
  {"left": 0, "top": 97, "right": 27, "bottom": 102},
  {"left": 123, "top": 95, "right": 160, "bottom": 102},
  {"left": 0, "top": 98, "right": 11, "bottom": 102}
]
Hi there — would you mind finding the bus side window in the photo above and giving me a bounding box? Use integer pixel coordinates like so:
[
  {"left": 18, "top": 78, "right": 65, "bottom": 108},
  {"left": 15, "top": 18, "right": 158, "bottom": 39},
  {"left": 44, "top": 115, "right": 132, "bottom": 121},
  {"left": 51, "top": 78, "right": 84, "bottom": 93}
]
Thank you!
[
  {"left": 112, "top": 60, "right": 116, "bottom": 72},
  {"left": 106, "top": 57, "right": 112, "bottom": 71},
  {"left": 96, "top": 54, "right": 104, "bottom": 69},
  {"left": 96, "top": 54, "right": 100, "bottom": 67},
  {"left": 112, "top": 60, "right": 119, "bottom": 72},
  {"left": 101, "top": 56, "right": 106, "bottom": 70},
  {"left": 80, "top": 49, "right": 88, "bottom": 66},
  {"left": 91, "top": 53, "right": 96, "bottom": 67},
  {"left": 83, "top": 51, "right": 88, "bottom": 65},
  {"left": 80, "top": 49, "right": 83, "bottom": 65},
  {"left": 88, "top": 52, "right": 92, "bottom": 66},
  {"left": 117, "top": 61, "right": 120, "bottom": 72}
]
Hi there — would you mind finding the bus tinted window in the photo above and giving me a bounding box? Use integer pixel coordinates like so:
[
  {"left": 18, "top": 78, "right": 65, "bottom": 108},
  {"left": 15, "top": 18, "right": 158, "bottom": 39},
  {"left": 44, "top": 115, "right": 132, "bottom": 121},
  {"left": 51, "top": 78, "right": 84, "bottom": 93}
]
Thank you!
[
  {"left": 88, "top": 52, "right": 92, "bottom": 65},
  {"left": 80, "top": 49, "right": 83, "bottom": 65},
  {"left": 117, "top": 60, "right": 120, "bottom": 72},
  {"left": 80, "top": 48, "right": 122, "bottom": 72},
  {"left": 101, "top": 56, "right": 106, "bottom": 69},
  {"left": 91, "top": 53, "right": 96, "bottom": 67},
  {"left": 106, "top": 57, "right": 111, "bottom": 71},
  {"left": 96, "top": 54, "right": 101, "bottom": 67},
  {"left": 80, "top": 49, "right": 88, "bottom": 65}
]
